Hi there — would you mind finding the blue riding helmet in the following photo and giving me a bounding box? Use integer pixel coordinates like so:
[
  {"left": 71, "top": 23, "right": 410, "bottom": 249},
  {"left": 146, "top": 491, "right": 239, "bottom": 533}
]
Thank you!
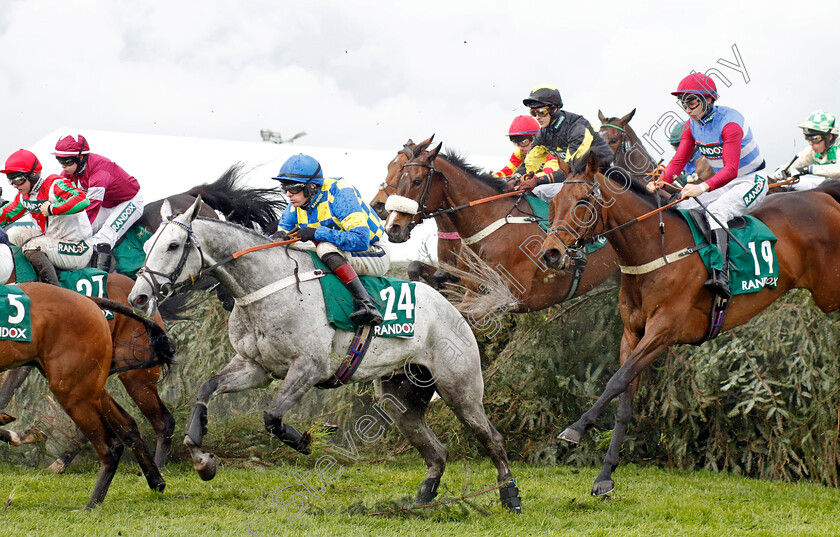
[{"left": 272, "top": 154, "right": 325, "bottom": 185}]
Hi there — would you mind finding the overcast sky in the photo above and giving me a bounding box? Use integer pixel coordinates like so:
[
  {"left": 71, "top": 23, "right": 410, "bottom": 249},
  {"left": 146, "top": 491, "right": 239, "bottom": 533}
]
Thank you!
[{"left": 2, "top": 0, "right": 839, "bottom": 178}]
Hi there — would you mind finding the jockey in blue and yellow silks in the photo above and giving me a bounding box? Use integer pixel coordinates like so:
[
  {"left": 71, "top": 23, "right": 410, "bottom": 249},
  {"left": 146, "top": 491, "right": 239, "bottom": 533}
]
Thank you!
[{"left": 272, "top": 154, "right": 390, "bottom": 326}]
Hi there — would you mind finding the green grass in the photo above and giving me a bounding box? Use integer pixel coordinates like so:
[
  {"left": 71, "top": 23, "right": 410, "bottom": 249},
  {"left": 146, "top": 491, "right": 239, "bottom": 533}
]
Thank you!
[{"left": 1, "top": 456, "right": 838, "bottom": 536}]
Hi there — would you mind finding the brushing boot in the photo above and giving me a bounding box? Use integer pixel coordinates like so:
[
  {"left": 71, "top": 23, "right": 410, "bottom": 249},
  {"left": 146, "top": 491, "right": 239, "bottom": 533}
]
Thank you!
[
  {"left": 94, "top": 243, "right": 112, "bottom": 272},
  {"left": 23, "top": 249, "right": 60, "bottom": 286},
  {"left": 321, "top": 252, "right": 382, "bottom": 326},
  {"left": 705, "top": 228, "right": 730, "bottom": 299}
]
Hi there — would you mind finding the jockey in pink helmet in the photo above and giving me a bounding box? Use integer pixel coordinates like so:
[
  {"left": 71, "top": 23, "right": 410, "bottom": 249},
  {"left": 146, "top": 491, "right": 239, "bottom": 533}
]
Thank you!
[
  {"left": 53, "top": 134, "right": 144, "bottom": 272},
  {"left": 649, "top": 72, "right": 767, "bottom": 298}
]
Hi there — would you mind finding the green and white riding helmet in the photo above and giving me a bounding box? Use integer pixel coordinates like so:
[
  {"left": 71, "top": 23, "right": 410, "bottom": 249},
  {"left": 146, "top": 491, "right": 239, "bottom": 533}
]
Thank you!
[{"left": 798, "top": 110, "right": 839, "bottom": 136}]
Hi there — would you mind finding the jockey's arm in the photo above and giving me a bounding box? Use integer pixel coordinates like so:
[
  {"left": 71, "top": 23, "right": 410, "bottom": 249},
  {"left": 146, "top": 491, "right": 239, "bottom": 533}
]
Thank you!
[
  {"left": 49, "top": 177, "right": 90, "bottom": 216},
  {"left": 315, "top": 186, "right": 375, "bottom": 252},
  {"left": 0, "top": 197, "right": 26, "bottom": 226},
  {"left": 703, "top": 123, "right": 743, "bottom": 191},
  {"left": 661, "top": 127, "right": 697, "bottom": 184},
  {"left": 493, "top": 149, "right": 524, "bottom": 178},
  {"left": 276, "top": 204, "right": 299, "bottom": 233}
]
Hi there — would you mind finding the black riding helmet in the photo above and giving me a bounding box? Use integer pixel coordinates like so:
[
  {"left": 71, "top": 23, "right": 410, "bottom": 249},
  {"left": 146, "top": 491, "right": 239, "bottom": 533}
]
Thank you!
[{"left": 523, "top": 86, "right": 563, "bottom": 109}]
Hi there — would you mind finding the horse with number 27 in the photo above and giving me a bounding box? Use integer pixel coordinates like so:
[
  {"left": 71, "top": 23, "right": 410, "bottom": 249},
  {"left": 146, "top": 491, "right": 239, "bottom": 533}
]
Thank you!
[
  {"left": 541, "top": 151, "right": 840, "bottom": 497},
  {"left": 127, "top": 196, "right": 523, "bottom": 513}
]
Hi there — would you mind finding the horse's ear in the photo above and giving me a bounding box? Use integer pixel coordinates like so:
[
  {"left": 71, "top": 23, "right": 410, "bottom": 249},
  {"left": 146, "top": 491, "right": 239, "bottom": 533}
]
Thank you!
[
  {"left": 620, "top": 109, "right": 637, "bottom": 124},
  {"left": 160, "top": 199, "right": 173, "bottom": 221},
  {"left": 598, "top": 110, "right": 607, "bottom": 123},
  {"left": 586, "top": 151, "right": 600, "bottom": 176},
  {"left": 185, "top": 195, "right": 204, "bottom": 223},
  {"left": 428, "top": 142, "right": 443, "bottom": 161}
]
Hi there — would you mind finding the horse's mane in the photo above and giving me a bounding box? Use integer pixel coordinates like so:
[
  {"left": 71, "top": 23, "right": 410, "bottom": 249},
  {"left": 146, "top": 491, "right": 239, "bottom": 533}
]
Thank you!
[
  {"left": 601, "top": 167, "right": 677, "bottom": 214},
  {"left": 440, "top": 151, "right": 504, "bottom": 192}
]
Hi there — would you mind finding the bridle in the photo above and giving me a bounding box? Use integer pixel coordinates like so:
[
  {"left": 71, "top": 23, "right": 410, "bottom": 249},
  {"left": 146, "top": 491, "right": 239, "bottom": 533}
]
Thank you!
[
  {"left": 546, "top": 178, "right": 606, "bottom": 262},
  {"left": 136, "top": 217, "right": 302, "bottom": 304},
  {"left": 135, "top": 218, "right": 206, "bottom": 303},
  {"left": 601, "top": 122, "right": 658, "bottom": 177}
]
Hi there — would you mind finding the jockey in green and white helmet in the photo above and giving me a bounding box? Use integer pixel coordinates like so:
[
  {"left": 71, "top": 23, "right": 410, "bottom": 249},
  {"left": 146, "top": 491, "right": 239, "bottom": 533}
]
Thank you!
[{"left": 771, "top": 111, "right": 840, "bottom": 191}]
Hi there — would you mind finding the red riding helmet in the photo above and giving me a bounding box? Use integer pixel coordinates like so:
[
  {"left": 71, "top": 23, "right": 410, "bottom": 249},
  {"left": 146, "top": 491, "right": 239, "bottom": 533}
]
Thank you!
[
  {"left": 1, "top": 149, "right": 42, "bottom": 174},
  {"left": 52, "top": 134, "right": 91, "bottom": 157},
  {"left": 671, "top": 72, "right": 719, "bottom": 100},
  {"left": 507, "top": 115, "right": 541, "bottom": 137}
]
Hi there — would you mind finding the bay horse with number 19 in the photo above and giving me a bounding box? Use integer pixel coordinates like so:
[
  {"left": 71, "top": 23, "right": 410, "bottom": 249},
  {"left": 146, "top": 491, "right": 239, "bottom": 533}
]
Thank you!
[
  {"left": 541, "top": 150, "right": 840, "bottom": 496},
  {"left": 385, "top": 142, "right": 620, "bottom": 313}
]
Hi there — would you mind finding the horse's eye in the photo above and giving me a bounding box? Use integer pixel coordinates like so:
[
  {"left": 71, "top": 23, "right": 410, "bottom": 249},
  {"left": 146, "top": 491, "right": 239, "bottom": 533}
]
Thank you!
[
  {"left": 167, "top": 242, "right": 179, "bottom": 251},
  {"left": 412, "top": 178, "right": 422, "bottom": 187}
]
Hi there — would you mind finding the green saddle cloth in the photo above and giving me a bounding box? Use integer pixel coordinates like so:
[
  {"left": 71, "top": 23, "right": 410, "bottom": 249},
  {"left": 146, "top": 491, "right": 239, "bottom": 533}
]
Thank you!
[
  {"left": 306, "top": 251, "right": 416, "bottom": 337},
  {"left": 113, "top": 224, "right": 153, "bottom": 278},
  {"left": 678, "top": 210, "right": 779, "bottom": 296},
  {"left": 12, "top": 247, "right": 111, "bottom": 309},
  {"left": 524, "top": 194, "right": 607, "bottom": 254}
]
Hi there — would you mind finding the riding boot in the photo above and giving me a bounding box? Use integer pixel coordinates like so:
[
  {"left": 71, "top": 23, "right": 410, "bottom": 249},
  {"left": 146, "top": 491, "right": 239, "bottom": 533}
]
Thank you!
[
  {"left": 24, "top": 249, "right": 60, "bottom": 286},
  {"left": 93, "top": 243, "right": 112, "bottom": 272},
  {"left": 321, "top": 252, "right": 383, "bottom": 326},
  {"left": 705, "top": 228, "right": 731, "bottom": 299}
]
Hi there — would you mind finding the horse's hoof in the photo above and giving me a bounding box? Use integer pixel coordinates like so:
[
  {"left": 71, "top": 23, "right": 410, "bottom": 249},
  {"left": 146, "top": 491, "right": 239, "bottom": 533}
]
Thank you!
[
  {"left": 47, "top": 459, "right": 67, "bottom": 474},
  {"left": 150, "top": 478, "right": 166, "bottom": 493},
  {"left": 193, "top": 453, "right": 217, "bottom": 481},
  {"left": 0, "top": 412, "right": 16, "bottom": 425},
  {"left": 557, "top": 427, "right": 582, "bottom": 444},
  {"left": 414, "top": 477, "right": 441, "bottom": 505},
  {"left": 591, "top": 480, "right": 615, "bottom": 497},
  {"left": 24, "top": 428, "right": 47, "bottom": 444}
]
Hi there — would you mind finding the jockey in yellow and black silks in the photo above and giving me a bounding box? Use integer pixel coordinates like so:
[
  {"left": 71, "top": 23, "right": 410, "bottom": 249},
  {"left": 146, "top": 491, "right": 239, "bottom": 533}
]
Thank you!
[{"left": 271, "top": 154, "right": 390, "bottom": 326}]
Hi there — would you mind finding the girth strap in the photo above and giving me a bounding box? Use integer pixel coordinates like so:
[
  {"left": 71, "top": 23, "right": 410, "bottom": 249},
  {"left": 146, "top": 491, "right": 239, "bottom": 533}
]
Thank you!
[
  {"left": 618, "top": 245, "right": 705, "bottom": 275},
  {"left": 233, "top": 269, "right": 326, "bottom": 307}
]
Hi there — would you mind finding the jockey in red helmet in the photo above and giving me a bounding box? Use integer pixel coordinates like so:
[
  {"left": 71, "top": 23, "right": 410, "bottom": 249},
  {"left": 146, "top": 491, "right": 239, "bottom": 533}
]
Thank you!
[
  {"left": 493, "top": 115, "right": 541, "bottom": 179},
  {"left": 650, "top": 72, "right": 767, "bottom": 298},
  {"left": 0, "top": 149, "right": 93, "bottom": 285},
  {"left": 53, "top": 134, "right": 144, "bottom": 272}
]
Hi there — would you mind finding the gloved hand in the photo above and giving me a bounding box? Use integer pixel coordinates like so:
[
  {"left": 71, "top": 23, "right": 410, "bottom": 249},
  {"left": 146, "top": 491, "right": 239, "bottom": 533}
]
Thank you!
[
  {"left": 771, "top": 166, "right": 789, "bottom": 180},
  {"left": 513, "top": 172, "right": 537, "bottom": 191},
  {"left": 294, "top": 226, "right": 318, "bottom": 242},
  {"left": 269, "top": 229, "right": 290, "bottom": 241},
  {"left": 29, "top": 200, "right": 50, "bottom": 215},
  {"left": 795, "top": 166, "right": 812, "bottom": 176},
  {"left": 502, "top": 179, "right": 517, "bottom": 193}
]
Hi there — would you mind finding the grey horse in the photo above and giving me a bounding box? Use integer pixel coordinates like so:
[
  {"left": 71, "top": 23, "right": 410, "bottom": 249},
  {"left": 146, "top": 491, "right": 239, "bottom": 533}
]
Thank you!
[{"left": 127, "top": 197, "right": 521, "bottom": 513}]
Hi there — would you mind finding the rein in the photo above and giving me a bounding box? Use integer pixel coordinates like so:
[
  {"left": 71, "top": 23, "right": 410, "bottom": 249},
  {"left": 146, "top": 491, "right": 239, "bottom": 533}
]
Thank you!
[
  {"left": 401, "top": 161, "right": 527, "bottom": 219},
  {"left": 136, "top": 218, "right": 301, "bottom": 302}
]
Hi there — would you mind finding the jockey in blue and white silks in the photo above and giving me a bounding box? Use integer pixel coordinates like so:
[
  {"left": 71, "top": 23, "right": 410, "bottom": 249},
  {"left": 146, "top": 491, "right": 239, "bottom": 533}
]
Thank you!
[
  {"left": 651, "top": 72, "right": 768, "bottom": 298},
  {"left": 272, "top": 154, "right": 390, "bottom": 325}
]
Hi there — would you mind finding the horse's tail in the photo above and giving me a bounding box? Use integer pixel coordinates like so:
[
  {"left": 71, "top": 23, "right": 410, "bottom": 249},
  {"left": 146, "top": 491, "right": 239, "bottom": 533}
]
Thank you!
[
  {"left": 90, "top": 297, "right": 177, "bottom": 376},
  {"left": 187, "top": 162, "right": 288, "bottom": 233}
]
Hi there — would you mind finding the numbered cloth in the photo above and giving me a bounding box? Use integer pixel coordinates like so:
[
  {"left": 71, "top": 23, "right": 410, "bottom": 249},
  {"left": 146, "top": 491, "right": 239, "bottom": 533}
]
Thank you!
[
  {"left": 0, "top": 285, "right": 31, "bottom": 341},
  {"left": 525, "top": 195, "right": 608, "bottom": 254},
  {"left": 307, "top": 252, "right": 416, "bottom": 337},
  {"left": 11, "top": 247, "right": 113, "bottom": 318},
  {"left": 678, "top": 210, "right": 779, "bottom": 296}
]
